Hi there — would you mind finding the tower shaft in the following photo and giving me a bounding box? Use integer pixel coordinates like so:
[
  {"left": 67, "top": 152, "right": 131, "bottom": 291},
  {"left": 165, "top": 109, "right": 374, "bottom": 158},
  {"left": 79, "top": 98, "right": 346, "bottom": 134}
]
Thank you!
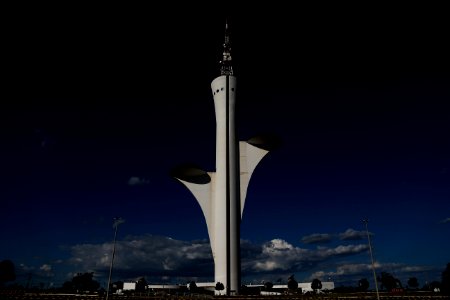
[
  {"left": 171, "top": 21, "right": 274, "bottom": 296},
  {"left": 212, "top": 74, "right": 240, "bottom": 294}
]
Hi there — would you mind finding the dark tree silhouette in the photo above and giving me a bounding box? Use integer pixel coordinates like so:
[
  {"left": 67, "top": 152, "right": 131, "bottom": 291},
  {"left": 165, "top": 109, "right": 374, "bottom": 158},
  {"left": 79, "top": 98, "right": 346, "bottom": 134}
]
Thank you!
[
  {"left": 407, "top": 277, "right": 419, "bottom": 290},
  {"left": 334, "top": 285, "right": 357, "bottom": 293},
  {"left": 215, "top": 282, "right": 224, "bottom": 294},
  {"left": 264, "top": 281, "right": 273, "bottom": 291},
  {"left": 188, "top": 281, "right": 197, "bottom": 292},
  {"left": 377, "top": 272, "right": 400, "bottom": 291},
  {"left": 112, "top": 281, "right": 123, "bottom": 293},
  {"left": 358, "top": 278, "right": 369, "bottom": 291},
  {"left": 311, "top": 278, "right": 322, "bottom": 293},
  {"left": 239, "top": 285, "right": 259, "bottom": 296},
  {"left": 136, "top": 277, "right": 147, "bottom": 292},
  {"left": 442, "top": 262, "right": 450, "bottom": 295},
  {"left": 394, "top": 278, "right": 403, "bottom": 290},
  {"left": 286, "top": 275, "right": 298, "bottom": 294},
  {"left": 0, "top": 260, "right": 16, "bottom": 286},
  {"left": 424, "top": 281, "right": 441, "bottom": 292},
  {"left": 62, "top": 272, "right": 99, "bottom": 293}
]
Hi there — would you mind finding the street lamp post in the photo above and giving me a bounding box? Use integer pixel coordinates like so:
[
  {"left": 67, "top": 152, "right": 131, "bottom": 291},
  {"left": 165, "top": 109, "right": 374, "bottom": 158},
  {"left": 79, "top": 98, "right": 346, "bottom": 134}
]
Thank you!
[
  {"left": 363, "top": 218, "right": 380, "bottom": 300},
  {"left": 106, "top": 217, "right": 125, "bottom": 300}
]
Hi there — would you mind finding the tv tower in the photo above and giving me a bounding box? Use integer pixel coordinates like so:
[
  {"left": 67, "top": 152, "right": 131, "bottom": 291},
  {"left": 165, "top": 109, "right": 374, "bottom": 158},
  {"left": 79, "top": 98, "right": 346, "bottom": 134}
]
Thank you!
[{"left": 172, "top": 21, "right": 277, "bottom": 295}]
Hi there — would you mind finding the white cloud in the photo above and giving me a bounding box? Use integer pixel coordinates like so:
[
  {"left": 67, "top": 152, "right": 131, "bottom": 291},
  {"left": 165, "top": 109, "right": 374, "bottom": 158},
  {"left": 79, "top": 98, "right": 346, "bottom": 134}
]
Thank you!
[
  {"left": 19, "top": 263, "right": 35, "bottom": 272},
  {"left": 128, "top": 176, "right": 150, "bottom": 186},
  {"left": 66, "top": 236, "right": 370, "bottom": 280},
  {"left": 35, "top": 264, "right": 55, "bottom": 277},
  {"left": 301, "top": 233, "right": 333, "bottom": 244},
  {"left": 311, "top": 263, "right": 372, "bottom": 279},
  {"left": 40, "top": 264, "right": 52, "bottom": 272},
  {"left": 336, "top": 264, "right": 372, "bottom": 275},
  {"left": 340, "top": 245, "right": 368, "bottom": 254},
  {"left": 245, "top": 239, "right": 368, "bottom": 273},
  {"left": 263, "top": 239, "right": 294, "bottom": 253},
  {"left": 339, "top": 228, "right": 368, "bottom": 241},
  {"left": 320, "top": 244, "right": 368, "bottom": 257},
  {"left": 299, "top": 229, "right": 371, "bottom": 244},
  {"left": 309, "top": 262, "right": 435, "bottom": 282},
  {"left": 68, "top": 235, "right": 213, "bottom": 279},
  {"left": 379, "top": 263, "right": 434, "bottom": 274},
  {"left": 440, "top": 217, "right": 450, "bottom": 224}
]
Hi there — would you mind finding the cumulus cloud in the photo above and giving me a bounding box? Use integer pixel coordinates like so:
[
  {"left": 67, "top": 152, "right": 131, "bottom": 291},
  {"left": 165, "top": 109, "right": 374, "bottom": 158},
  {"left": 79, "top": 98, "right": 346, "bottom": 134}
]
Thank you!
[
  {"left": 299, "top": 229, "right": 371, "bottom": 244},
  {"left": 68, "top": 235, "right": 213, "bottom": 279},
  {"left": 309, "top": 262, "right": 434, "bottom": 282},
  {"left": 66, "top": 236, "right": 369, "bottom": 281},
  {"left": 39, "top": 264, "right": 54, "bottom": 277},
  {"left": 318, "top": 244, "right": 368, "bottom": 257},
  {"left": 263, "top": 239, "right": 294, "bottom": 252},
  {"left": 310, "top": 263, "right": 372, "bottom": 280},
  {"left": 339, "top": 228, "right": 368, "bottom": 241},
  {"left": 439, "top": 217, "right": 450, "bottom": 224},
  {"left": 19, "top": 263, "right": 35, "bottom": 272},
  {"left": 243, "top": 239, "right": 368, "bottom": 274},
  {"left": 127, "top": 176, "right": 150, "bottom": 186},
  {"left": 65, "top": 234, "right": 435, "bottom": 285},
  {"left": 40, "top": 264, "right": 52, "bottom": 272},
  {"left": 301, "top": 233, "right": 333, "bottom": 244}
]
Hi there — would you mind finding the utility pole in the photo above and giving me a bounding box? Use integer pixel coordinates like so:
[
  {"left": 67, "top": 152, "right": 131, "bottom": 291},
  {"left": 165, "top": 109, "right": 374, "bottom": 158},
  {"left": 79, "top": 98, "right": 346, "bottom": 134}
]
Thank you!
[
  {"left": 363, "top": 218, "right": 380, "bottom": 300},
  {"left": 106, "top": 217, "right": 125, "bottom": 300}
]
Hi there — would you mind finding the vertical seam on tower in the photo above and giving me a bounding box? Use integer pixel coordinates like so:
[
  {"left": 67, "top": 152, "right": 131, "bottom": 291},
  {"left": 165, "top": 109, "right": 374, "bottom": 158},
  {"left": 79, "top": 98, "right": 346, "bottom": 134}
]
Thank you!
[
  {"left": 234, "top": 78, "right": 241, "bottom": 293},
  {"left": 225, "top": 75, "right": 231, "bottom": 295}
]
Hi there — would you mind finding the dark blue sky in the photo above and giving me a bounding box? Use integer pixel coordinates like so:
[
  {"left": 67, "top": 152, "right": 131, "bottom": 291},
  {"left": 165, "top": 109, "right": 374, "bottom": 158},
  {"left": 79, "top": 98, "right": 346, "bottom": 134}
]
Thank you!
[{"left": 1, "top": 4, "right": 449, "bottom": 289}]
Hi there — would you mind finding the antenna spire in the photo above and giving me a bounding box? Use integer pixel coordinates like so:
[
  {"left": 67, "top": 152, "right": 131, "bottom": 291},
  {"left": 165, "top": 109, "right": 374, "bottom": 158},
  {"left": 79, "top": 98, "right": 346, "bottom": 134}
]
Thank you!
[{"left": 220, "top": 19, "right": 233, "bottom": 76}]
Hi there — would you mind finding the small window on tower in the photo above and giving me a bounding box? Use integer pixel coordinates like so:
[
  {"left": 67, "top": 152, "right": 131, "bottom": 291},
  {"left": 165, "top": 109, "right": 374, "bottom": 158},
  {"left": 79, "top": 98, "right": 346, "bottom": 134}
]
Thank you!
[{"left": 216, "top": 89, "right": 219, "bottom": 93}]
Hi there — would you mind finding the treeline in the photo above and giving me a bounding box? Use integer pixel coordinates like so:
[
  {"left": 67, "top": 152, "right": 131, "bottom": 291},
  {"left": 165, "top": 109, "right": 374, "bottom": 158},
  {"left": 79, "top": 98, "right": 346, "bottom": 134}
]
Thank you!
[
  {"left": 1, "top": 259, "right": 450, "bottom": 295},
  {"left": 334, "top": 273, "right": 437, "bottom": 293},
  {"left": 333, "top": 263, "right": 450, "bottom": 294}
]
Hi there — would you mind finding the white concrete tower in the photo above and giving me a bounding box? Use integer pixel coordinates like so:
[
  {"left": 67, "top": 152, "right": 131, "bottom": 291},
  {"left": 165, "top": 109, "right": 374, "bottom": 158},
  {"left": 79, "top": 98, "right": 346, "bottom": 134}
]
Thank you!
[
  {"left": 211, "top": 21, "right": 239, "bottom": 295},
  {"left": 172, "top": 21, "right": 277, "bottom": 295}
]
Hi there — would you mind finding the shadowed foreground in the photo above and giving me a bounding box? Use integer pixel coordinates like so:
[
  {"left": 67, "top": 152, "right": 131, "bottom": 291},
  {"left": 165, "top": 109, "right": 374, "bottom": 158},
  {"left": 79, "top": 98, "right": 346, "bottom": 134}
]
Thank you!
[{"left": 0, "top": 292, "right": 448, "bottom": 300}]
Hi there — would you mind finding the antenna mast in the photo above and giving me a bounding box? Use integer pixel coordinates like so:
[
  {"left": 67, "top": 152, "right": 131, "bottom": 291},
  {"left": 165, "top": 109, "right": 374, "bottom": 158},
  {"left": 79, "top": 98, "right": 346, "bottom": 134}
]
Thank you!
[{"left": 220, "top": 20, "right": 233, "bottom": 76}]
